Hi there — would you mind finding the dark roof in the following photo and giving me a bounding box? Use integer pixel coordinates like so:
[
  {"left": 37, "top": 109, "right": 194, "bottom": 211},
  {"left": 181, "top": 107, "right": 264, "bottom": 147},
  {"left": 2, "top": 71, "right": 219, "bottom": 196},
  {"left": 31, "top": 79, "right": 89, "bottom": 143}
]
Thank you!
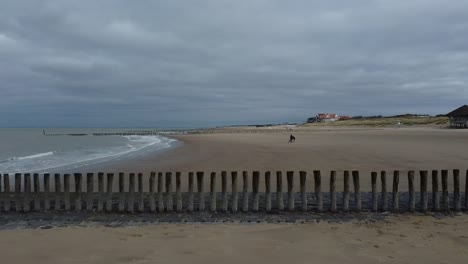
[{"left": 447, "top": 105, "right": 468, "bottom": 117}]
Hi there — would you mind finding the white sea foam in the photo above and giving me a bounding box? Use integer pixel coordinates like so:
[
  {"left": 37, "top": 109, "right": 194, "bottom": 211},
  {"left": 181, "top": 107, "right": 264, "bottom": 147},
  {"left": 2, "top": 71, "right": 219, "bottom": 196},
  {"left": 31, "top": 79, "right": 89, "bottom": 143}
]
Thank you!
[{"left": 16, "top": 151, "right": 55, "bottom": 160}]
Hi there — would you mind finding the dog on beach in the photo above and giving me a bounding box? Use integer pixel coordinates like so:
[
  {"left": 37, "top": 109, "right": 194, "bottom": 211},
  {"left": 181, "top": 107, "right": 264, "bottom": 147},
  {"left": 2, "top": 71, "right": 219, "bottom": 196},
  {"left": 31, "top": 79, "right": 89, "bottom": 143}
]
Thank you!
[{"left": 289, "top": 134, "right": 296, "bottom": 143}]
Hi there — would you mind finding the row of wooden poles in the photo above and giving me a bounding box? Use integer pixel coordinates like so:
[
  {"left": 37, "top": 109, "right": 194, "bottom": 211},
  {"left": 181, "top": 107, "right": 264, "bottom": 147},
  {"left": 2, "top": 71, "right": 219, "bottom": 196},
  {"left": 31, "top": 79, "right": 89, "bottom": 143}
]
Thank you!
[{"left": 0, "top": 170, "right": 467, "bottom": 213}]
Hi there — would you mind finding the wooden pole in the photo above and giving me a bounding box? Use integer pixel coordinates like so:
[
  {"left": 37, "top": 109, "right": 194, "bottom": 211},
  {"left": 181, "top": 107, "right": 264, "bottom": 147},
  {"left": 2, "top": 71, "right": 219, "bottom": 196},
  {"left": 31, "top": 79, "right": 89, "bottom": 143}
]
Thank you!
[
  {"left": 300, "top": 171, "right": 307, "bottom": 212},
  {"left": 330, "top": 171, "right": 336, "bottom": 212},
  {"left": 87, "top": 173, "right": 94, "bottom": 211},
  {"left": 222, "top": 171, "right": 228, "bottom": 212},
  {"left": 352, "top": 171, "right": 361, "bottom": 211},
  {"left": 118, "top": 173, "right": 125, "bottom": 212},
  {"left": 138, "top": 173, "right": 144, "bottom": 213},
  {"left": 231, "top": 171, "right": 238, "bottom": 213},
  {"left": 106, "top": 173, "right": 113, "bottom": 212},
  {"left": 188, "top": 172, "right": 194, "bottom": 212},
  {"left": 432, "top": 170, "right": 440, "bottom": 211},
  {"left": 371, "top": 172, "right": 378, "bottom": 212},
  {"left": 252, "top": 171, "right": 260, "bottom": 212},
  {"left": 277, "top": 171, "right": 284, "bottom": 211},
  {"left": 44, "top": 173, "right": 50, "bottom": 211},
  {"left": 242, "top": 171, "right": 249, "bottom": 212},
  {"left": 97, "top": 172, "right": 104, "bottom": 212},
  {"left": 286, "top": 171, "right": 294, "bottom": 211},
  {"left": 420, "top": 171, "right": 428, "bottom": 212},
  {"left": 15, "top": 173, "right": 21, "bottom": 212},
  {"left": 408, "top": 171, "right": 415, "bottom": 212},
  {"left": 442, "top": 170, "right": 449, "bottom": 211},
  {"left": 149, "top": 172, "right": 156, "bottom": 213},
  {"left": 24, "top": 173, "right": 30, "bottom": 212},
  {"left": 33, "top": 173, "right": 40, "bottom": 211},
  {"left": 75, "top": 173, "right": 82, "bottom": 211},
  {"left": 64, "top": 173, "right": 71, "bottom": 211},
  {"left": 210, "top": 172, "right": 217, "bottom": 212},
  {"left": 453, "top": 169, "right": 461, "bottom": 212},
  {"left": 157, "top": 172, "right": 164, "bottom": 212},
  {"left": 314, "top": 170, "right": 322, "bottom": 211},
  {"left": 381, "top": 171, "right": 388, "bottom": 211},
  {"left": 343, "top": 171, "right": 350, "bottom": 212},
  {"left": 3, "top": 174, "right": 10, "bottom": 212},
  {"left": 166, "top": 172, "right": 173, "bottom": 212},
  {"left": 54, "top": 174, "right": 61, "bottom": 210},
  {"left": 265, "top": 171, "right": 272, "bottom": 212},
  {"left": 392, "top": 171, "right": 399, "bottom": 211},
  {"left": 176, "top": 172, "right": 182, "bottom": 212},
  {"left": 466, "top": 170, "right": 468, "bottom": 212},
  {"left": 129, "top": 173, "right": 135, "bottom": 213},
  {"left": 197, "top": 171, "right": 205, "bottom": 211}
]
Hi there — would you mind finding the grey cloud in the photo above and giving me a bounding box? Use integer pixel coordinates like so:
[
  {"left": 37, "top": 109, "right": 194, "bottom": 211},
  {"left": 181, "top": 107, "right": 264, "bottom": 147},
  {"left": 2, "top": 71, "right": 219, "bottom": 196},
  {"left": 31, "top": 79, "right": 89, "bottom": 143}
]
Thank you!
[{"left": 0, "top": 0, "right": 468, "bottom": 127}]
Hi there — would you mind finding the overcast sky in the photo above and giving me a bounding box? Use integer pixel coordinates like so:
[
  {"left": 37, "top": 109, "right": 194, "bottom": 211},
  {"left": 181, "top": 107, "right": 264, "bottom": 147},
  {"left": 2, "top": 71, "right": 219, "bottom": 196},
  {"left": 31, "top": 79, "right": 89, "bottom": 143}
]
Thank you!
[{"left": 1, "top": 0, "right": 467, "bottom": 127}]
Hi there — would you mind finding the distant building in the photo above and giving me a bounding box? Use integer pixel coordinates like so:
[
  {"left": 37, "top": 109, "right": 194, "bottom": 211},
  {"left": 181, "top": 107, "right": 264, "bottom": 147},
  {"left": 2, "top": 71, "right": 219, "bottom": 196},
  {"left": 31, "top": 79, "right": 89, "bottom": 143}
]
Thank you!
[
  {"left": 447, "top": 105, "right": 468, "bottom": 128},
  {"left": 307, "top": 113, "right": 351, "bottom": 123}
]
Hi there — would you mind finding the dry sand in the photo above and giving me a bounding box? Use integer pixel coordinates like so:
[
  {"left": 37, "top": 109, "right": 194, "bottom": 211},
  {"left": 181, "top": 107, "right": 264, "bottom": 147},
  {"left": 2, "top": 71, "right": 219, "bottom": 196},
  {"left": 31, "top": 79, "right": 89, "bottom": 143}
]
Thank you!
[
  {"left": 93, "top": 127, "right": 468, "bottom": 191},
  {"left": 1, "top": 215, "right": 467, "bottom": 264}
]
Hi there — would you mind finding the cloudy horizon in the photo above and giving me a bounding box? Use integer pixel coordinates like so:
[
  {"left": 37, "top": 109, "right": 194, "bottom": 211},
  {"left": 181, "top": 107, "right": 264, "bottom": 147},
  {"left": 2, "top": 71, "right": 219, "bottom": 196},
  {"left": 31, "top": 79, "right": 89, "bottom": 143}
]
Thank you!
[{"left": 1, "top": 0, "right": 467, "bottom": 127}]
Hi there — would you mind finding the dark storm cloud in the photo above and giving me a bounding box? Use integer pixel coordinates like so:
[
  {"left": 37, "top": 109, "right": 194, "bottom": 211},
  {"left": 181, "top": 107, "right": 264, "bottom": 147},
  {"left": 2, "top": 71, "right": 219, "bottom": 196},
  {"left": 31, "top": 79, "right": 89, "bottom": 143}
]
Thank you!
[{"left": 1, "top": 0, "right": 468, "bottom": 127}]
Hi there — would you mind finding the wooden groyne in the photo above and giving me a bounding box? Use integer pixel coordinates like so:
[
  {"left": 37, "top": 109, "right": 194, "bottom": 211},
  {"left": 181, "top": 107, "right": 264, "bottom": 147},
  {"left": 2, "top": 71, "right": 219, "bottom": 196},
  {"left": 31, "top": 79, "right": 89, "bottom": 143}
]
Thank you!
[{"left": 0, "top": 170, "right": 466, "bottom": 213}]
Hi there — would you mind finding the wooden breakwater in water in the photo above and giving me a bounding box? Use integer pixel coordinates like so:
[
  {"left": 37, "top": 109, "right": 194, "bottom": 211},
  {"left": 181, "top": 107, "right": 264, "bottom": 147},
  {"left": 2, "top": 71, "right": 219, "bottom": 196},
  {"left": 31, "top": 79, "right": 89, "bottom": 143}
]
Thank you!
[{"left": 0, "top": 170, "right": 466, "bottom": 213}]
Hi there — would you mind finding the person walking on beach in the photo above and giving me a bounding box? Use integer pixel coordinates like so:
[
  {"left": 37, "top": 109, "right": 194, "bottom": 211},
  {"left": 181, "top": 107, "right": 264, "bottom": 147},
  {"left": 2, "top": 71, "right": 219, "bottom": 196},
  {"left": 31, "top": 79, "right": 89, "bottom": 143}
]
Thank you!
[{"left": 289, "top": 134, "right": 296, "bottom": 143}]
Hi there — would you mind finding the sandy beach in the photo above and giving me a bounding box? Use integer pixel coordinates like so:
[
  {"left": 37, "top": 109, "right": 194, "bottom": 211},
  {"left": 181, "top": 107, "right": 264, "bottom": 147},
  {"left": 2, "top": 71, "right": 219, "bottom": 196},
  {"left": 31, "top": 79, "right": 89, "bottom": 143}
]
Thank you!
[{"left": 1, "top": 215, "right": 467, "bottom": 264}]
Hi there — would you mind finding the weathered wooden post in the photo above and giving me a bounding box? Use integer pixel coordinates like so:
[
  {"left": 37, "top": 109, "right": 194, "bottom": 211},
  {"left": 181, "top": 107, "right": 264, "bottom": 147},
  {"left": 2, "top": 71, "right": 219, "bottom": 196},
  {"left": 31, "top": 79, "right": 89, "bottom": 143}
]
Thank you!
[
  {"left": 106, "top": 173, "right": 113, "bottom": 212},
  {"left": 87, "top": 173, "right": 94, "bottom": 211},
  {"left": 24, "top": 173, "right": 31, "bottom": 212},
  {"left": 277, "top": 171, "right": 284, "bottom": 211},
  {"left": 166, "top": 172, "right": 173, "bottom": 212},
  {"left": 352, "top": 171, "right": 361, "bottom": 211},
  {"left": 149, "top": 172, "right": 156, "bottom": 213},
  {"left": 314, "top": 170, "right": 322, "bottom": 211},
  {"left": 408, "top": 171, "right": 415, "bottom": 212},
  {"left": 138, "top": 173, "right": 144, "bottom": 213},
  {"left": 64, "top": 173, "right": 71, "bottom": 211},
  {"left": 286, "top": 171, "right": 294, "bottom": 211},
  {"left": 176, "top": 172, "right": 182, "bottom": 212},
  {"left": 129, "top": 173, "right": 135, "bottom": 213},
  {"left": 33, "top": 173, "right": 40, "bottom": 211},
  {"left": 432, "top": 170, "right": 440, "bottom": 211},
  {"left": 231, "top": 171, "right": 238, "bottom": 213},
  {"left": 300, "top": 171, "right": 307, "bottom": 212},
  {"left": 97, "top": 172, "right": 104, "bottom": 212},
  {"left": 210, "top": 172, "right": 217, "bottom": 212},
  {"left": 44, "top": 173, "right": 50, "bottom": 211},
  {"left": 466, "top": 170, "right": 468, "bottom": 212},
  {"left": 441, "top": 170, "right": 449, "bottom": 211},
  {"left": 75, "top": 173, "right": 82, "bottom": 211},
  {"left": 371, "top": 172, "right": 378, "bottom": 212},
  {"left": 188, "top": 172, "right": 194, "bottom": 212},
  {"left": 158, "top": 172, "right": 164, "bottom": 212},
  {"left": 453, "top": 169, "right": 461, "bottom": 212},
  {"left": 3, "top": 174, "right": 10, "bottom": 212},
  {"left": 381, "top": 171, "right": 388, "bottom": 211},
  {"left": 197, "top": 171, "right": 205, "bottom": 211},
  {"left": 118, "top": 173, "right": 125, "bottom": 212},
  {"left": 252, "top": 171, "right": 260, "bottom": 212},
  {"left": 265, "top": 171, "right": 272, "bottom": 212},
  {"left": 329, "top": 171, "right": 336, "bottom": 212},
  {"left": 54, "top": 174, "right": 61, "bottom": 210},
  {"left": 221, "top": 171, "right": 228, "bottom": 212},
  {"left": 343, "top": 171, "right": 350, "bottom": 211},
  {"left": 15, "top": 173, "right": 21, "bottom": 212},
  {"left": 242, "top": 171, "right": 249, "bottom": 212},
  {"left": 393, "top": 171, "right": 399, "bottom": 211},
  {"left": 420, "top": 171, "right": 428, "bottom": 212}
]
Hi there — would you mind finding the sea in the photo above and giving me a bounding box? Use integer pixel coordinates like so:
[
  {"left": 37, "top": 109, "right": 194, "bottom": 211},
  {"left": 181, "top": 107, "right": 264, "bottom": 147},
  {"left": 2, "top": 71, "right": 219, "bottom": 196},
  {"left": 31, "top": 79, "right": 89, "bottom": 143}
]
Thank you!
[{"left": 0, "top": 128, "right": 178, "bottom": 174}]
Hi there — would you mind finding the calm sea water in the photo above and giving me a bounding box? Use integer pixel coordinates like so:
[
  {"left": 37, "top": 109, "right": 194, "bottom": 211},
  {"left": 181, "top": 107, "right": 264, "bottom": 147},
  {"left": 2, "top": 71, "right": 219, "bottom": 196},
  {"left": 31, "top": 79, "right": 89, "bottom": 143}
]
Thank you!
[{"left": 0, "top": 128, "right": 177, "bottom": 173}]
